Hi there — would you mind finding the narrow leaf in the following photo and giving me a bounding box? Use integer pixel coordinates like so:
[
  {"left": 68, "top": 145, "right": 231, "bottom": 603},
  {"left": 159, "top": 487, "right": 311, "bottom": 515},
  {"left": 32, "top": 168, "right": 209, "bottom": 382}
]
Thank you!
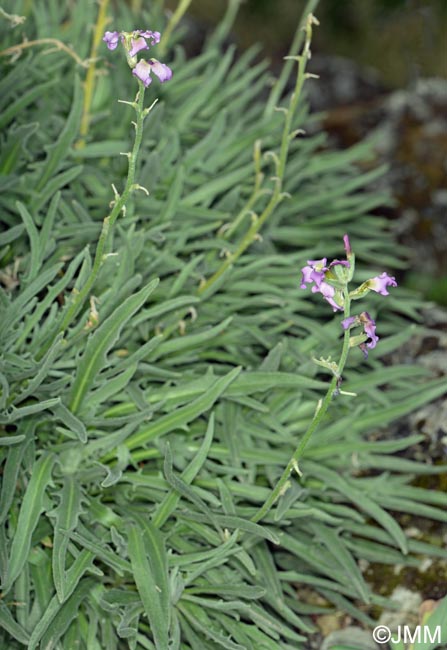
[
  {"left": 4, "top": 453, "right": 55, "bottom": 593},
  {"left": 128, "top": 524, "right": 169, "bottom": 650},
  {"left": 69, "top": 278, "right": 159, "bottom": 413}
]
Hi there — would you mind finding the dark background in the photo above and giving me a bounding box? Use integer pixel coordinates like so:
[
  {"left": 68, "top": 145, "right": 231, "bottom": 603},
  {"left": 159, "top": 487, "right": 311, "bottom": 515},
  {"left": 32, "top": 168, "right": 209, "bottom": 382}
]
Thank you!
[
  {"left": 166, "top": 0, "right": 446, "bottom": 86},
  {"left": 165, "top": 0, "right": 447, "bottom": 305}
]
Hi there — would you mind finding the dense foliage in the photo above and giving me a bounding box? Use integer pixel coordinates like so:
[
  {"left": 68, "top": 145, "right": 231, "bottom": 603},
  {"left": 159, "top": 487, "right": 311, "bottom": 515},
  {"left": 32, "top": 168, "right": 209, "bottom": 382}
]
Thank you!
[{"left": 0, "top": 1, "right": 445, "bottom": 648}]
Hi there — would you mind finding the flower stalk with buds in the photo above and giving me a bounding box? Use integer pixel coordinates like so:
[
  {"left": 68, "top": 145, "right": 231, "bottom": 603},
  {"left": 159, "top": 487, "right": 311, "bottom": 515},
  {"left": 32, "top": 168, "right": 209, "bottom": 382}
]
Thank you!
[
  {"left": 46, "top": 29, "right": 172, "bottom": 344},
  {"left": 253, "top": 234, "right": 397, "bottom": 522}
]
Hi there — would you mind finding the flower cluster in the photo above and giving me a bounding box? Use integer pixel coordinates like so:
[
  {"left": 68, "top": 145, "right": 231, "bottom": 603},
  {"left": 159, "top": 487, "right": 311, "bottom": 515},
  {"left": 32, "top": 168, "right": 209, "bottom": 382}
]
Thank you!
[
  {"left": 300, "top": 257, "right": 349, "bottom": 311},
  {"left": 300, "top": 235, "right": 397, "bottom": 357},
  {"left": 103, "top": 29, "right": 172, "bottom": 87}
]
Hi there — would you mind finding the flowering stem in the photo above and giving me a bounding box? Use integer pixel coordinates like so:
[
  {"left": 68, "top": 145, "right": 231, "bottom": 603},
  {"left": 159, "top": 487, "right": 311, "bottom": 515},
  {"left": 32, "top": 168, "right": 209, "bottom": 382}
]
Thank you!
[
  {"left": 221, "top": 140, "right": 263, "bottom": 241},
  {"left": 57, "top": 83, "right": 146, "bottom": 336},
  {"left": 251, "top": 289, "right": 352, "bottom": 524},
  {"left": 198, "top": 14, "right": 316, "bottom": 297},
  {"left": 264, "top": 0, "right": 319, "bottom": 118}
]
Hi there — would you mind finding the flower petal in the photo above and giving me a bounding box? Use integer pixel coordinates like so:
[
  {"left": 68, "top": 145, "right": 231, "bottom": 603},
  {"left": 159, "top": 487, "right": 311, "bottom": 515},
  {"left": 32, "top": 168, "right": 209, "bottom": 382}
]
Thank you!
[
  {"left": 132, "top": 60, "right": 153, "bottom": 87},
  {"left": 139, "top": 30, "right": 161, "bottom": 45},
  {"left": 103, "top": 31, "right": 121, "bottom": 50},
  {"left": 360, "top": 311, "right": 379, "bottom": 349},
  {"left": 318, "top": 281, "right": 343, "bottom": 311},
  {"left": 129, "top": 36, "right": 149, "bottom": 57},
  {"left": 368, "top": 272, "right": 397, "bottom": 296},
  {"left": 343, "top": 234, "right": 352, "bottom": 257},
  {"left": 328, "top": 259, "right": 350, "bottom": 269},
  {"left": 300, "top": 265, "right": 323, "bottom": 289},
  {"left": 341, "top": 316, "right": 356, "bottom": 330},
  {"left": 148, "top": 59, "right": 173, "bottom": 83},
  {"left": 307, "top": 258, "right": 328, "bottom": 271}
]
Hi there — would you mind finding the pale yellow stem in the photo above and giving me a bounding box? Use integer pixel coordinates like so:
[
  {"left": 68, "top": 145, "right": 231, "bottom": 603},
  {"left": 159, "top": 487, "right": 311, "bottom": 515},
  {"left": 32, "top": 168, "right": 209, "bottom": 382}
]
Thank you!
[
  {"left": 158, "top": 0, "right": 192, "bottom": 57},
  {"left": 76, "top": 0, "right": 111, "bottom": 148}
]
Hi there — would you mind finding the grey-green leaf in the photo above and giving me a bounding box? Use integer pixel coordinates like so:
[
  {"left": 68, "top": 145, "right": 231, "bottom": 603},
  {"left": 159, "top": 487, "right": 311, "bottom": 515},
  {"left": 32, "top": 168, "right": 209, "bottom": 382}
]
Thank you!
[
  {"left": 3, "top": 453, "right": 55, "bottom": 593},
  {"left": 69, "top": 278, "right": 159, "bottom": 413}
]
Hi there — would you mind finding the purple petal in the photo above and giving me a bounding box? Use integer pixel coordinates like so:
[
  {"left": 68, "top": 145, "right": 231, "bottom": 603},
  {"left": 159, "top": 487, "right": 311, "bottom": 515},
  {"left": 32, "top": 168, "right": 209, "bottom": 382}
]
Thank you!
[
  {"left": 132, "top": 60, "right": 153, "bottom": 87},
  {"left": 300, "top": 265, "right": 314, "bottom": 289},
  {"left": 343, "top": 234, "right": 352, "bottom": 257},
  {"left": 129, "top": 36, "right": 149, "bottom": 57},
  {"left": 103, "top": 30, "right": 121, "bottom": 50},
  {"left": 307, "top": 258, "right": 327, "bottom": 270},
  {"left": 368, "top": 272, "right": 397, "bottom": 296},
  {"left": 341, "top": 316, "right": 356, "bottom": 330},
  {"left": 359, "top": 343, "right": 369, "bottom": 359},
  {"left": 360, "top": 311, "right": 379, "bottom": 348},
  {"left": 318, "top": 281, "right": 343, "bottom": 311},
  {"left": 139, "top": 30, "right": 161, "bottom": 45},
  {"left": 300, "top": 265, "right": 325, "bottom": 289},
  {"left": 328, "top": 259, "right": 350, "bottom": 269},
  {"left": 300, "top": 258, "right": 328, "bottom": 288},
  {"left": 148, "top": 59, "right": 172, "bottom": 82}
]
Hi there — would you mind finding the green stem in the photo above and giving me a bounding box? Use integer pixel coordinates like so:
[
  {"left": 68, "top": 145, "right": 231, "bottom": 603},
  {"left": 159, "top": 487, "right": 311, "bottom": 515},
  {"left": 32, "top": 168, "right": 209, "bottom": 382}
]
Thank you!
[
  {"left": 58, "top": 84, "right": 146, "bottom": 335},
  {"left": 264, "top": 0, "right": 319, "bottom": 118},
  {"left": 251, "top": 290, "right": 352, "bottom": 524},
  {"left": 222, "top": 140, "right": 263, "bottom": 241},
  {"left": 198, "top": 15, "right": 314, "bottom": 297}
]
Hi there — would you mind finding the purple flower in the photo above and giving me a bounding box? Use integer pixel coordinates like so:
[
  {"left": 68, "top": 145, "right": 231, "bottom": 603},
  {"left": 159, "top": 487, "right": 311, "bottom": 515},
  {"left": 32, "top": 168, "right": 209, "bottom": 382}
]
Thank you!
[
  {"left": 341, "top": 316, "right": 356, "bottom": 330},
  {"left": 360, "top": 311, "right": 378, "bottom": 350},
  {"left": 103, "top": 30, "right": 121, "bottom": 50},
  {"left": 300, "top": 257, "right": 349, "bottom": 311},
  {"left": 330, "top": 259, "right": 350, "bottom": 270},
  {"left": 342, "top": 311, "right": 379, "bottom": 358},
  {"left": 147, "top": 59, "right": 173, "bottom": 82},
  {"left": 300, "top": 258, "right": 327, "bottom": 289},
  {"left": 138, "top": 30, "right": 161, "bottom": 45},
  {"left": 129, "top": 36, "right": 149, "bottom": 57},
  {"left": 103, "top": 29, "right": 162, "bottom": 56},
  {"left": 368, "top": 272, "right": 397, "bottom": 296},
  {"left": 314, "top": 281, "right": 343, "bottom": 312},
  {"left": 132, "top": 59, "right": 153, "bottom": 87},
  {"left": 132, "top": 59, "right": 173, "bottom": 87}
]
